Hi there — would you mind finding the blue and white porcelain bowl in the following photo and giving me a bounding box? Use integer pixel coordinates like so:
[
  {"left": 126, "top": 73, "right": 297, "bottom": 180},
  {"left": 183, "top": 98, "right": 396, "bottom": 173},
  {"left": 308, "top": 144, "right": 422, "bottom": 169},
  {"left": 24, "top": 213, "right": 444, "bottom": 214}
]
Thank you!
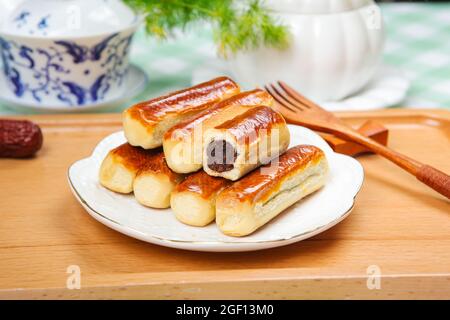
[{"left": 0, "top": 0, "right": 141, "bottom": 110}]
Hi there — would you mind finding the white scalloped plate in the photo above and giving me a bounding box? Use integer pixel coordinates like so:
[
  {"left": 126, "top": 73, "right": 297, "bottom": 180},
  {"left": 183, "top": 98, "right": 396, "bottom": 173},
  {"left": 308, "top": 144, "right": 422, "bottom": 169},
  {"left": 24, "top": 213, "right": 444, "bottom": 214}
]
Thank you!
[
  {"left": 193, "top": 64, "right": 410, "bottom": 111},
  {"left": 68, "top": 125, "right": 364, "bottom": 252}
]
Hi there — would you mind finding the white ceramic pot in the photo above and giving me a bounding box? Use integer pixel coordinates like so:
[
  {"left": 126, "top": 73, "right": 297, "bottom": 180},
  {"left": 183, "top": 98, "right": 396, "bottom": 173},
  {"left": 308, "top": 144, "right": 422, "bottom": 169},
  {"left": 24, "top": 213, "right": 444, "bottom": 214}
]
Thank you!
[
  {"left": 0, "top": 0, "right": 141, "bottom": 109},
  {"left": 229, "top": 0, "right": 385, "bottom": 102}
]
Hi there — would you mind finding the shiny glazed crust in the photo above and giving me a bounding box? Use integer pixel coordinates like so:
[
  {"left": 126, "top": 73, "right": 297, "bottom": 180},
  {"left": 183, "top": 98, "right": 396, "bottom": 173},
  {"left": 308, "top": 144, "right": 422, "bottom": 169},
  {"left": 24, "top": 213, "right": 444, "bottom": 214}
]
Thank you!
[
  {"left": 164, "top": 89, "right": 273, "bottom": 141},
  {"left": 133, "top": 152, "right": 184, "bottom": 209},
  {"left": 99, "top": 143, "right": 183, "bottom": 208},
  {"left": 174, "top": 170, "right": 232, "bottom": 199},
  {"left": 98, "top": 143, "right": 163, "bottom": 194},
  {"left": 203, "top": 106, "right": 290, "bottom": 181},
  {"left": 123, "top": 77, "right": 240, "bottom": 149},
  {"left": 163, "top": 89, "right": 273, "bottom": 173},
  {"left": 171, "top": 171, "right": 231, "bottom": 226},
  {"left": 216, "top": 145, "right": 329, "bottom": 236},
  {"left": 214, "top": 105, "right": 286, "bottom": 142}
]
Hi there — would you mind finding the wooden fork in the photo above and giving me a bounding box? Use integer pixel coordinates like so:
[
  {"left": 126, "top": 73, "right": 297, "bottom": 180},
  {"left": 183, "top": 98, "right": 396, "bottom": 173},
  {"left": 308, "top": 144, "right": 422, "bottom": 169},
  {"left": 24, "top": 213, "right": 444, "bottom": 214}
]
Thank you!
[{"left": 265, "top": 81, "right": 450, "bottom": 199}]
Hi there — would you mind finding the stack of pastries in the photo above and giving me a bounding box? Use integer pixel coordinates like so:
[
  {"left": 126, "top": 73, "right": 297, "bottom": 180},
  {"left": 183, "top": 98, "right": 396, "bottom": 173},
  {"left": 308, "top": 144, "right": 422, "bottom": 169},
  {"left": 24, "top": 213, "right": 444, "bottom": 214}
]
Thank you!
[{"left": 99, "top": 77, "right": 329, "bottom": 237}]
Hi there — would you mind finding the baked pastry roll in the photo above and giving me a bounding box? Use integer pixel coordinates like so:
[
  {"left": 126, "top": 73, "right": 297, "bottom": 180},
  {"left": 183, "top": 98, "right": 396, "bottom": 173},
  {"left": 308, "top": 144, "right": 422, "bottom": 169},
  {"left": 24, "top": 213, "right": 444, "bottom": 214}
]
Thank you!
[
  {"left": 216, "top": 145, "right": 329, "bottom": 237},
  {"left": 163, "top": 89, "right": 273, "bottom": 174},
  {"left": 99, "top": 143, "right": 160, "bottom": 194},
  {"left": 203, "top": 106, "right": 290, "bottom": 181},
  {"left": 171, "top": 171, "right": 231, "bottom": 227},
  {"left": 123, "top": 77, "right": 240, "bottom": 149},
  {"left": 133, "top": 152, "right": 184, "bottom": 209}
]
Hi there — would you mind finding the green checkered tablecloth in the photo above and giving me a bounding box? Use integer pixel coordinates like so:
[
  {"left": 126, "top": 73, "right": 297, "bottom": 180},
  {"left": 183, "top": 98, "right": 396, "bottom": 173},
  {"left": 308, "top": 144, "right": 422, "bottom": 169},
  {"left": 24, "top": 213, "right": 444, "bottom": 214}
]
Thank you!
[
  {"left": 1, "top": 2, "right": 449, "bottom": 114},
  {"left": 382, "top": 3, "right": 450, "bottom": 108}
]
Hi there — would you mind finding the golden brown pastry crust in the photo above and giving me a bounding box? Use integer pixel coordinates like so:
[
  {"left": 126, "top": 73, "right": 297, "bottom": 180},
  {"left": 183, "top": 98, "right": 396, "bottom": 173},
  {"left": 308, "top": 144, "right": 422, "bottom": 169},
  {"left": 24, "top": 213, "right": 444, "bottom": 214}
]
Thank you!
[
  {"left": 220, "top": 145, "right": 325, "bottom": 203},
  {"left": 109, "top": 143, "right": 162, "bottom": 170},
  {"left": 171, "top": 170, "right": 231, "bottom": 226},
  {"left": 99, "top": 143, "right": 165, "bottom": 194},
  {"left": 174, "top": 170, "right": 231, "bottom": 200},
  {"left": 202, "top": 105, "right": 290, "bottom": 180},
  {"left": 136, "top": 150, "right": 181, "bottom": 183},
  {"left": 164, "top": 89, "right": 273, "bottom": 142},
  {"left": 214, "top": 106, "right": 286, "bottom": 143},
  {"left": 130, "top": 147, "right": 184, "bottom": 209},
  {"left": 162, "top": 89, "right": 274, "bottom": 174},
  {"left": 126, "top": 77, "right": 239, "bottom": 128},
  {"left": 215, "top": 145, "right": 328, "bottom": 236}
]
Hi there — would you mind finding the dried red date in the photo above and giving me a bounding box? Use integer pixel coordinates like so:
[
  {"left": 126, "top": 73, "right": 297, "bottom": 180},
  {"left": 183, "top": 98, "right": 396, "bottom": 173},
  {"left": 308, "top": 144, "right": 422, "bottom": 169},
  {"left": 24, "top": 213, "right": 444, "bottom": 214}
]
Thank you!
[{"left": 0, "top": 119, "right": 43, "bottom": 158}]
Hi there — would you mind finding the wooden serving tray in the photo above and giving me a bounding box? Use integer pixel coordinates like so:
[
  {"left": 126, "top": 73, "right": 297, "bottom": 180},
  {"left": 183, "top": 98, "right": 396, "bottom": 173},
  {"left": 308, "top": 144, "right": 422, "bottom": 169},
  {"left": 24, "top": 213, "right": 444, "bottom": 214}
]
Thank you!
[{"left": 0, "top": 109, "right": 449, "bottom": 299}]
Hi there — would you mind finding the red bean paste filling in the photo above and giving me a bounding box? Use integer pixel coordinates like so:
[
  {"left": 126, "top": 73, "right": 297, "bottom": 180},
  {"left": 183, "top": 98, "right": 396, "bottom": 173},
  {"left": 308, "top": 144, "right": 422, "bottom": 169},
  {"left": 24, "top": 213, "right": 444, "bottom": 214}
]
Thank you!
[{"left": 206, "top": 140, "right": 238, "bottom": 172}]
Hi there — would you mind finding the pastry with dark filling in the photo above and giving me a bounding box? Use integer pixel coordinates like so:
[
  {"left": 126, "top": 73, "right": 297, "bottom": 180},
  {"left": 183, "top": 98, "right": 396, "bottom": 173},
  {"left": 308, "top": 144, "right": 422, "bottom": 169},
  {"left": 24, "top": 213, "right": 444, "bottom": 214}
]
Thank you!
[
  {"left": 203, "top": 106, "right": 290, "bottom": 181},
  {"left": 163, "top": 89, "right": 273, "bottom": 174}
]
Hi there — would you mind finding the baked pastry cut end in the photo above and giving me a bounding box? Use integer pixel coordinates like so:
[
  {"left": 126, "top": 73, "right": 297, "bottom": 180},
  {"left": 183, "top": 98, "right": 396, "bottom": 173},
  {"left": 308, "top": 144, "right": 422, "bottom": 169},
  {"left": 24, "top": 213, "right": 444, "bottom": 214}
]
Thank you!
[
  {"left": 171, "top": 192, "right": 216, "bottom": 227},
  {"left": 123, "top": 109, "right": 176, "bottom": 150},
  {"left": 171, "top": 171, "right": 231, "bottom": 226},
  {"left": 133, "top": 173, "right": 180, "bottom": 209},
  {"left": 99, "top": 143, "right": 157, "bottom": 194},
  {"left": 99, "top": 152, "right": 135, "bottom": 194},
  {"left": 163, "top": 135, "right": 201, "bottom": 174}
]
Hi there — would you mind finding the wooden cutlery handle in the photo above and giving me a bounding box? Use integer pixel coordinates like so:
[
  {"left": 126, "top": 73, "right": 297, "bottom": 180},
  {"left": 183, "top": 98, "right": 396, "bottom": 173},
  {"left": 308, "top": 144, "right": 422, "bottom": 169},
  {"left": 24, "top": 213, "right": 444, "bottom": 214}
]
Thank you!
[
  {"left": 341, "top": 128, "right": 450, "bottom": 200},
  {"left": 320, "top": 120, "right": 388, "bottom": 156},
  {"left": 417, "top": 165, "right": 450, "bottom": 199}
]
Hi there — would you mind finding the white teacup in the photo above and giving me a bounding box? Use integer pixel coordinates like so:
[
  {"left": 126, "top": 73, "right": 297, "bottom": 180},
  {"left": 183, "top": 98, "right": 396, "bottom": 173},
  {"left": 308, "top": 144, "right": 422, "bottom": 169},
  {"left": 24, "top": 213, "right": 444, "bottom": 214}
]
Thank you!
[
  {"left": 0, "top": 0, "right": 141, "bottom": 110},
  {"left": 229, "top": 0, "right": 385, "bottom": 102}
]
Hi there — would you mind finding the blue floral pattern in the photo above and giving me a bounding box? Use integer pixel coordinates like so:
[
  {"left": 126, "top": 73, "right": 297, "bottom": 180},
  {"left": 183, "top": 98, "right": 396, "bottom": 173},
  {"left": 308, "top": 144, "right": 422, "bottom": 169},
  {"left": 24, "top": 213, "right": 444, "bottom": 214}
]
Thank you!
[
  {"left": 0, "top": 33, "right": 133, "bottom": 106},
  {"left": 14, "top": 11, "right": 31, "bottom": 29}
]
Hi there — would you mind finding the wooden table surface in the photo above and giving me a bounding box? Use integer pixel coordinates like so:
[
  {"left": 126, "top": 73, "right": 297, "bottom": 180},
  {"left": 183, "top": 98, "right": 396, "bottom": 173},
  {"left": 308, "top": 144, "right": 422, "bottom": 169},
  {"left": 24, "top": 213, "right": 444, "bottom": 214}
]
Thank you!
[{"left": 0, "top": 109, "right": 449, "bottom": 299}]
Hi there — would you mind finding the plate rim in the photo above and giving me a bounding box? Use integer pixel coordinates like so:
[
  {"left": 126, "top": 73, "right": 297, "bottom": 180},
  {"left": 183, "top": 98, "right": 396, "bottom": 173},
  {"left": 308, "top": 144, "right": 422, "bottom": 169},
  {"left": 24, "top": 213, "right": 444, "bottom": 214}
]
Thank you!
[
  {"left": 67, "top": 127, "right": 364, "bottom": 251},
  {"left": 68, "top": 170, "right": 359, "bottom": 247}
]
